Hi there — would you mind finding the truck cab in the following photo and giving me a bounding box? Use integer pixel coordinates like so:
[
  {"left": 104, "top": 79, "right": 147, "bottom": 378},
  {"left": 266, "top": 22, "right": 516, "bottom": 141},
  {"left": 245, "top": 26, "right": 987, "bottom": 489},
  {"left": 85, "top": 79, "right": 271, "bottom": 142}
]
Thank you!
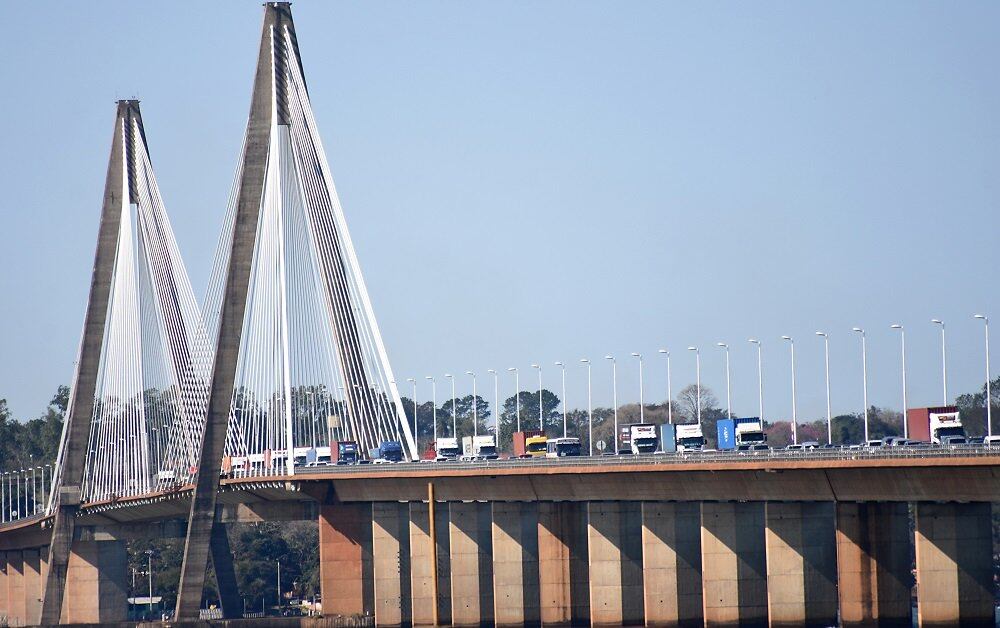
[
  {"left": 524, "top": 435, "right": 549, "bottom": 458},
  {"left": 435, "top": 437, "right": 461, "bottom": 461},
  {"left": 734, "top": 417, "right": 766, "bottom": 449},
  {"left": 675, "top": 424, "right": 706, "bottom": 452},
  {"left": 333, "top": 441, "right": 359, "bottom": 465},
  {"left": 629, "top": 424, "right": 658, "bottom": 454},
  {"left": 461, "top": 435, "right": 499, "bottom": 461},
  {"left": 371, "top": 441, "right": 404, "bottom": 463},
  {"left": 546, "top": 437, "right": 582, "bottom": 457},
  {"left": 929, "top": 410, "right": 965, "bottom": 444}
]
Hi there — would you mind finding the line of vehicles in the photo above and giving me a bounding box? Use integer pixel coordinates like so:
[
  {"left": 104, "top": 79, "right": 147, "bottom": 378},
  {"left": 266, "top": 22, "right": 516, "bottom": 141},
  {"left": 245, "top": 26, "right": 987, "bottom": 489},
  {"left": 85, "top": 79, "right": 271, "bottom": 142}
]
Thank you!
[{"left": 214, "top": 406, "right": 997, "bottom": 475}]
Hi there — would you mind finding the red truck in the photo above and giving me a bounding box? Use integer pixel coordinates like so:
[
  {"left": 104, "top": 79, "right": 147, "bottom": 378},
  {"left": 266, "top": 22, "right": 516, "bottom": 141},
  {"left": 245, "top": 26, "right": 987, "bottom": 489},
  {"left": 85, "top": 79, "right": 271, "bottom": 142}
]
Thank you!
[{"left": 906, "top": 406, "right": 965, "bottom": 444}]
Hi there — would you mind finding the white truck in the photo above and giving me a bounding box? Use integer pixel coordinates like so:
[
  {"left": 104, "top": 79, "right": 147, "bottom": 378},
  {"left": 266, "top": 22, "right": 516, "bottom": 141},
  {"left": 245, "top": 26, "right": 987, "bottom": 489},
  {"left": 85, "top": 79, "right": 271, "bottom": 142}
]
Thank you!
[
  {"left": 628, "top": 424, "right": 659, "bottom": 454},
  {"left": 676, "top": 423, "right": 706, "bottom": 452},
  {"left": 734, "top": 417, "right": 767, "bottom": 449},
  {"left": 435, "top": 437, "right": 461, "bottom": 460},
  {"left": 461, "top": 435, "right": 499, "bottom": 460}
]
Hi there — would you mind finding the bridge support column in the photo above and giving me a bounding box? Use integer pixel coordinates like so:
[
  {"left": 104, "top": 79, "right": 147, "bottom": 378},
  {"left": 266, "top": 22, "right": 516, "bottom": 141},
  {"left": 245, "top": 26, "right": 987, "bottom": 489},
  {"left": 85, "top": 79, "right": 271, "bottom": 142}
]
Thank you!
[
  {"left": 0, "top": 552, "right": 7, "bottom": 621},
  {"left": 6, "top": 551, "right": 24, "bottom": 627},
  {"left": 835, "top": 502, "right": 912, "bottom": 627},
  {"left": 764, "top": 502, "right": 837, "bottom": 627},
  {"left": 410, "top": 501, "right": 450, "bottom": 626},
  {"left": 492, "top": 502, "right": 540, "bottom": 627},
  {"left": 372, "top": 502, "right": 412, "bottom": 627},
  {"left": 449, "top": 501, "right": 494, "bottom": 627},
  {"left": 319, "top": 503, "right": 374, "bottom": 618},
  {"left": 641, "top": 501, "right": 703, "bottom": 627},
  {"left": 701, "top": 501, "right": 768, "bottom": 627},
  {"left": 58, "top": 540, "right": 127, "bottom": 624},
  {"left": 587, "top": 501, "right": 644, "bottom": 627},
  {"left": 22, "top": 548, "right": 41, "bottom": 625},
  {"left": 914, "top": 502, "right": 994, "bottom": 627},
  {"left": 537, "top": 501, "right": 589, "bottom": 626}
]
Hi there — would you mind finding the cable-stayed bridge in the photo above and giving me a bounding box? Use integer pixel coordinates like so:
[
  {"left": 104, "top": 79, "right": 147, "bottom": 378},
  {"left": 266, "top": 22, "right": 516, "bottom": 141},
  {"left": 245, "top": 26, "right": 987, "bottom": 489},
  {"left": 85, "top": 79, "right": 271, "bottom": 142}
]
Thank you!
[{"left": 0, "top": 3, "right": 996, "bottom": 626}]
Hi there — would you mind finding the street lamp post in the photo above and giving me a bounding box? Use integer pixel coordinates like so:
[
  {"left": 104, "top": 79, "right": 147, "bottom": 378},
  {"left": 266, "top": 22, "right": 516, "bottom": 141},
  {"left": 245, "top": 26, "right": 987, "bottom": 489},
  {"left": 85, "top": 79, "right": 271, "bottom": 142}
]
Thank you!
[
  {"left": 852, "top": 327, "right": 870, "bottom": 443},
  {"left": 531, "top": 364, "right": 543, "bottom": 431},
  {"left": 407, "top": 378, "right": 417, "bottom": 455},
  {"left": 445, "top": 374, "right": 457, "bottom": 438},
  {"left": 816, "top": 332, "right": 832, "bottom": 444},
  {"left": 890, "top": 325, "right": 908, "bottom": 439},
  {"left": 145, "top": 550, "right": 154, "bottom": 615},
  {"left": 931, "top": 319, "right": 948, "bottom": 404},
  {"left": 687, "top": 347, "right": 701, "bottom": 425},
  {"left": 425, "top": 376, "right": 437, "bottom": 446},
  {"left": 716, "top": 343, "right": 731, "bottom": 420},
  {"left": 488, "top": 369, "right": 499, "bottom": 432},
  {"left": 657, "top": 349, "right": 672, "bottom": 424},
  {"left": 507, "top": 368, "right": 520, "bottom": 433},
  {"left": 631, "top": 353, "right": 645, "bottom": 423},
  {"left": 580, "top": 359, "right": 593, "bottom": 455},
  {"left": 605, "top": 356, "right": 619, "bottom": 453},
  {"left": 748, "top": 339, "right": 764, "bottom": 423},
  {"left": 555, "top": 362, "right": 567, "bottom": 437},
  {"left": 466, "top": 372, "right": 478, "bottom": 437},
  {"left": 782, "top": 336, "right": 798, "bottom": 445},
  {"left": 975, "top": 314, "right": 992, "bottom": 437}
]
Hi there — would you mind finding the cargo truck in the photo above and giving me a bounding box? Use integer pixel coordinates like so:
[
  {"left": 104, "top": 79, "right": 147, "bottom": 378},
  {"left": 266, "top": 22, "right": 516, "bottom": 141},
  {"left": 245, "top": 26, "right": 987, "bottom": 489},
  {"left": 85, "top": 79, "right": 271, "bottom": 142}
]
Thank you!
[
  {"left": 305, "top": 446, "right": 332, "bottom": 466},
  {"left": 513, "top": 430, "right": 548, "bottom": 458},
  {"left": 461, "top": 435, "right": 499, "bottom": 460},
  {"left": 434, "top": 437, "right": 461, "bottom": 460},
  {"left": 718, "top": 417, "right": 768, "bottom": 451},
  {"left": 906, "top": 406, "right": 965, "bottom": 444},
  {"left": 619, "top": 423, "right": 659, "bottom": 454},
  {"left": 332, "top": 440, "right": 359, "bottom": 465},
  {"left": 675, "top": 423, "right": 705, "bottom": 452},
  {"left": 545, "top": 437, "right": 582, "bottom": 457},
  {"left": 369, "top": 441, "right": 404, "bottom": 463}
]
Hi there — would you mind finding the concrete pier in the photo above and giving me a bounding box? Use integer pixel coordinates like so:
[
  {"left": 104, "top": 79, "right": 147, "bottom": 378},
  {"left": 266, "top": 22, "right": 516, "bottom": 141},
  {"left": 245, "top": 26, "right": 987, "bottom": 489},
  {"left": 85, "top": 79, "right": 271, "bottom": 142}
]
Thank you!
[
  {"left": 492, "top": 502, "right": 541, "bottom": 627},
  {"left": 319, "top": 503, "right": 374, "bottom": 617},
  {"left": 587, "top": 502, "right": 644, "bottom": 627},
  {"left": 764, "top": 502, "right": 837, "bottom": 627},
  {"left": 21, "top": 548, "right": 40, "bottom": 625},
  {"left": 914, "top": 502, "right": 994, "bottom": 627},
  {"left": 306, "top": 497, "right": 998, "bottom": 628},
  {"left": 372, "top": 502, "right": 412, "bottom": 627},
  {"left": 0, "top": 553, "right": 7, "bottom": 620},
  {"left": 537, "top": 501, "right": 589, "bottom": 626},
  {"left": 641, "top": 501, "right": 703, "bottom": 627},
  {"left": 7, "top": 551, "right": 24, "bottom": 626},
  {"left": 59, "top": 540, "right": 127, "bottom": 624},
  {"left": 449, "top": 501, "right": 494, "bottom": 627},
  {"left": 836, "top": 502, "right": 912, "bottom": 627},
  {"left": 701, "top": 501, "right": 768, "bottom": 627}
]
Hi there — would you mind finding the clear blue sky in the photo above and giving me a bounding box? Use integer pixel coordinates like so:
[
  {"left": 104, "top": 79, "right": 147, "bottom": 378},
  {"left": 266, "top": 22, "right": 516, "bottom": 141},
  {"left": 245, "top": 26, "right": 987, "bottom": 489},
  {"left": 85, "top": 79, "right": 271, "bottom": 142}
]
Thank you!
[{"left": 1, "top": 2, "right": 998, "bottom": 423}]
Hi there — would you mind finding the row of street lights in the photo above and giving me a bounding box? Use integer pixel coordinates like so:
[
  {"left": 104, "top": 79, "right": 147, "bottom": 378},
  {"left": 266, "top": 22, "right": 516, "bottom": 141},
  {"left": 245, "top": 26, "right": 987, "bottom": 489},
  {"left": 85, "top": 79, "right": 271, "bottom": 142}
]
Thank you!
[{"left": 407, "top": 315, "right": 992, "bottom": 455}]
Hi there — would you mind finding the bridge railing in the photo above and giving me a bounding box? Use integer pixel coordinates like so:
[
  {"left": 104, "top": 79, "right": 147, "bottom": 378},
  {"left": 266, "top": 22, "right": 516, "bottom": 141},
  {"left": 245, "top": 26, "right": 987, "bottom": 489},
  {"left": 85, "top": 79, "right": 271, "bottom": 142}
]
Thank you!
[
  {"left": 294, "top": 443, "right": 1000, "bottom": 475},
  {"left": 0, "top": 465, "right": 54, "bottom": 524}
]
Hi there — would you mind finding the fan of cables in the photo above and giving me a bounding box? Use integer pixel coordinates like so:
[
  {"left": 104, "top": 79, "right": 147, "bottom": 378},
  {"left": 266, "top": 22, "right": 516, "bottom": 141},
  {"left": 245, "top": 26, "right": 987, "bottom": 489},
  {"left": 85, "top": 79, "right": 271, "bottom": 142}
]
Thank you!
[
  {"left": 73, "top": 112, "right": 211, "bottom": 503},
  {"left": 202, "top": 22, "right": 416, "bottom": 475}
]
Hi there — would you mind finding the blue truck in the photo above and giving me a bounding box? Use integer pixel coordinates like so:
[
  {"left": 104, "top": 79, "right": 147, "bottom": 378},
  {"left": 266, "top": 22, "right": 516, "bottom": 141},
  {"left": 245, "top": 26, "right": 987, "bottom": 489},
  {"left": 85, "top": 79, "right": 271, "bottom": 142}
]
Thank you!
[
  {"left": 717, "top": 417, "right": 767, "bottom": 451},
  {"left": 369, "top": 441, "right": 404, "bottom": 463}
]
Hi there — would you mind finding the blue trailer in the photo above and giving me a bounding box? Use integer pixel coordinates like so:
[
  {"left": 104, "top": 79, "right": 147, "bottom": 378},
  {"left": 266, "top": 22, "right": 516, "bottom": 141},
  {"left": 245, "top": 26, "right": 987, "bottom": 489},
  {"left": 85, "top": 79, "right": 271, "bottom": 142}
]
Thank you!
[
  {"left": 717, "top": 419, "right": 736, "bottom": 450},
  {"left": 659, "top": 424, "right": 677, "bottom": 453}
]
